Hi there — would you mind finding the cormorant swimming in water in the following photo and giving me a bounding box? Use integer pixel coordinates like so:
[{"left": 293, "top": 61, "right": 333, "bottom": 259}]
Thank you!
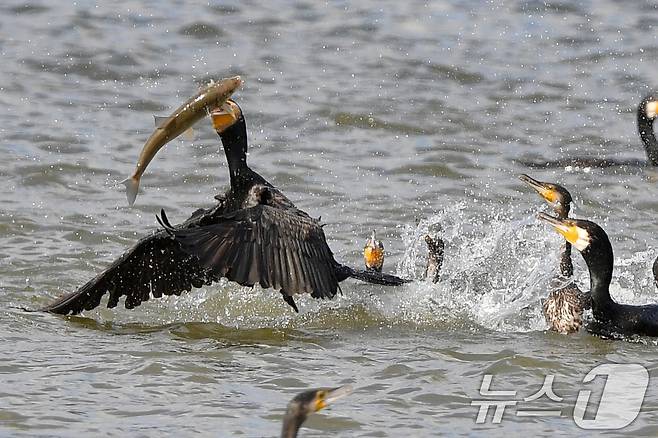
[
  {"left": 363, "top": 230, "right": 384, "bottom": 272},
  {"left": 538, "top": 213, "right": 658, "bottom": 337},
  {"left": 281, "top": 385, "right": 352, "bottom": 438},
  {"left": 42, "top": 99, "right": 406, "bottom": 315},
  {"left": 519, "top": 174, "right": 591, "bottom": 334},
  {"left": 520, "top": 95, "right": 658, "bottom": 168}
]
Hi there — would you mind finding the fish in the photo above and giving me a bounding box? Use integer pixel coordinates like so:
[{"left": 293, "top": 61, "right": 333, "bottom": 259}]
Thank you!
[{"left": 122, "top": 75, "right": 243, "bottom": 206}]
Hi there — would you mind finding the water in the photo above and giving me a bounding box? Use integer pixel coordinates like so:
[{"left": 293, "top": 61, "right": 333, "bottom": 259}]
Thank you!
[{"left": 2, "top": 0, "right": 658, "bottom": 436}]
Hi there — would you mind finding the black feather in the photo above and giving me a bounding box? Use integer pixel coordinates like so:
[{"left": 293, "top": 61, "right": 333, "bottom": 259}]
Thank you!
[{"left": 281, "top": 291, "right": 299, "bottom": 313}]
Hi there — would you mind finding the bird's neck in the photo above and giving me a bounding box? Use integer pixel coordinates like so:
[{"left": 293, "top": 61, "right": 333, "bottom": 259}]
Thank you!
[
  {"left": 583, "top": 241, "right": 615, "bottom": 312},
  {"left": 557, "top": 206, "right": 573, "bottom": 278},
  {"left": 280, "top": 413, "right": 305, "bottom": 438},
  {"left": 559, "top": 242, "right": 574, "bottom": 278},
  {"left": 219, "top": 119, "right": 249, "bottom": 185},
  {"left": 638, "top": 111, "right": 658, "bottom": 165}
]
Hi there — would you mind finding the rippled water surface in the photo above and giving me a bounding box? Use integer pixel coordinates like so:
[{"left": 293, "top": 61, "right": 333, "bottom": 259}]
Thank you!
[{"left": 3, "top": 0, "right": 658, "bottom": 436}]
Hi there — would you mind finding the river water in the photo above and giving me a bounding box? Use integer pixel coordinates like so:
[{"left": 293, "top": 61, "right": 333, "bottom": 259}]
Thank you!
[{"left": 2, "top": 0, "right": 658, "bottom": 436}]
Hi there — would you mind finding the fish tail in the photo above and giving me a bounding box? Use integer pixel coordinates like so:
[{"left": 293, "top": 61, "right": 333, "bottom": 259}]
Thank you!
[{"left": 121, "top": 175, "right": 140, "bottom": 206}]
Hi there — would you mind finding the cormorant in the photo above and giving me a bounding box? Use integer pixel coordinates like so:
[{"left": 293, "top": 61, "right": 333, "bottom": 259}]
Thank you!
[
  {"left": 281, "top": 385, "right": 352, "bottom": 438},
  {"left": 363, "top": 230, "right": 384, "bottom": 272},
  {"left": 43, "top": 99, "right": 406, "bottom": 315},
  {"left": 519, "top": 174, "right": 591, "bottom": 334},
  {"left": 520, "top": 95, "right": 658, "bottom": 168},
  {"left": 538, "top": 213, "right": 658, "bottom": 337}
]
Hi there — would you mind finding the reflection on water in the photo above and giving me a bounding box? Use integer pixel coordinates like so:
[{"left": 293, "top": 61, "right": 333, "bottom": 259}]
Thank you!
[{"left": 3, "top": 0, "right": 658, "bottom": 435}]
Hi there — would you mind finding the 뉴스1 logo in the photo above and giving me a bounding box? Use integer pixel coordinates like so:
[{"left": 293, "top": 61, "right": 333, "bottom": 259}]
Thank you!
[{"left": 471, "top": 363, "right": 649, "bottom": 429}]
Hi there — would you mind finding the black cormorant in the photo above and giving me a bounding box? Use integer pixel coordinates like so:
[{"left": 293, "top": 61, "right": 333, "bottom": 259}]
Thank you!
[
  {"left": 519, "top": 174, "right": 591, "bottom": 334},
  {"left": 521, "top": 95, "right": 658, "bottom": 168},
  {"left": 43, "top": 99, "right": 406, "bottom": 315},
  {"left": 538, "top": 213, "right": 658, "bottom": 337},
  {"left": 281, "top": 385, "right": 352, "bottom": 438}
]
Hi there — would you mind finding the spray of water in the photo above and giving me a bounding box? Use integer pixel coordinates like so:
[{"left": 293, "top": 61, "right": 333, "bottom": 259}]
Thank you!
[{"left": 92, "top": 201, "right": 657, "bottom": 335}]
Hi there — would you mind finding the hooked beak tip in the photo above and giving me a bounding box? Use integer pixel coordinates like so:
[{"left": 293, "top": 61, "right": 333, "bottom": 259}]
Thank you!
[
  {"left": 536, "top": 212, "right": 564, "bottom": 230},
  {"left": 518, "top": 174, "right": 541, "bottom": 188},
  {"left": 325, "top": 385, "right": 353, "bottom": 405}
]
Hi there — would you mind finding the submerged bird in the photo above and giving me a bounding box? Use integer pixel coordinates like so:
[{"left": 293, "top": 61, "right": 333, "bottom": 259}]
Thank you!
[
  {"left": 519, "top": 174, "right": 591, "bottom": 334},
  {"left": 43, "top": 98, "right": 406, "bottom": 315},
  {"left": 281, "top": 385, "right": 352, "bottom": 438},
  {"left": 520, "top": 94, "right": 658, "bottom": 168},
  {"left": 538, "top": 213, "right": 658, "bottom": 337},
  {"left": 363, "top": 230, "right": 384, "bottom": 272}
]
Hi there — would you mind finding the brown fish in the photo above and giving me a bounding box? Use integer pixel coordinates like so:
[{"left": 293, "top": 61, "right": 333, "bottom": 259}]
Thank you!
[{"left": 122, "top": 75, "right": 243, "bottom": 206}]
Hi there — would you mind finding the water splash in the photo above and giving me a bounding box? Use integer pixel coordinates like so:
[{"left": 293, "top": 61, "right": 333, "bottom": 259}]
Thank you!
[
  {"left": 379, "top": 202, "right": 553, "bottom": 332},
  {"left": 73, "top": 202, "right": 658, "bottom": 336}
]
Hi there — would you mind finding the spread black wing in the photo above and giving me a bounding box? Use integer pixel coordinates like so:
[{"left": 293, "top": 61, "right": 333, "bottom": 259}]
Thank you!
[
  {"left": 161, "top": 205, "right": 341, "bottom": 307},
  {"left": 42, "top": 233, "right": 212, "bottom": 315},
  {"left": 42, "top": 205, "right": 224, "bottom": 315}
]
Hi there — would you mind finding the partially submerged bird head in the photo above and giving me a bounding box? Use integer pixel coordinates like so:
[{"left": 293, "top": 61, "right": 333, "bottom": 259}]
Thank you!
[
  {"left": 281, "top": 385, "right": 353, "bottom": 438},
  {"left": 210, "top": 98, "right": 243, "bottom": 133},
  {"left": 363, "top": 230, "right": 385, "bottom": 272},
  {"left": 519, "top": 174, "right": 572, "bottom": 217}
]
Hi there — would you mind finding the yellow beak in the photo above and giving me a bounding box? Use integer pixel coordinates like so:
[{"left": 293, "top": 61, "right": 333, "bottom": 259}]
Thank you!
[{"left": 537, "top": 213, "right": 580, "bottom": 247}]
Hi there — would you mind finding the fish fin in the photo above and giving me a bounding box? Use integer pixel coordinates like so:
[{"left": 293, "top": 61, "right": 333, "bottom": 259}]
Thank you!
[
  {"left": 121, "top": 176, "right": 139, "bottom": 207},
  {"left": 153, "top": 115, "right": 170, "bottom": 129},
  {"left": 182, "top": 127, "right": 195, "bottom": 141}
]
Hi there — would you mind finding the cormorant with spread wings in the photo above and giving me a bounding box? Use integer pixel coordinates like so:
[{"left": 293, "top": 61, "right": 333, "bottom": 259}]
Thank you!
[{"left": 43, "top": 99, "right": 406, "bottom": 314}]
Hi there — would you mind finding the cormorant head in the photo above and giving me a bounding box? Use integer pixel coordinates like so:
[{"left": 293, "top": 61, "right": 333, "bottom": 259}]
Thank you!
[
  {"left": 537, "top": 213, "right": 608, "bottom": 254},
  {"left": 537, "top": 213, "right": 615, "bottom": 292},
  {"left": 519, "top": 174, "right": 572, "bottom": 216},
  {"left": 210, "top": 98, "right": 243, "bottom": 133},
  {"left": 363, "top": 230, "right": 385, "bottom": 272},
  {"left": 640, "top": 94, "right": 658, "bottom": 121},
  {"left": 281, "top": 385, "right": 353, "bottom": 436}
]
